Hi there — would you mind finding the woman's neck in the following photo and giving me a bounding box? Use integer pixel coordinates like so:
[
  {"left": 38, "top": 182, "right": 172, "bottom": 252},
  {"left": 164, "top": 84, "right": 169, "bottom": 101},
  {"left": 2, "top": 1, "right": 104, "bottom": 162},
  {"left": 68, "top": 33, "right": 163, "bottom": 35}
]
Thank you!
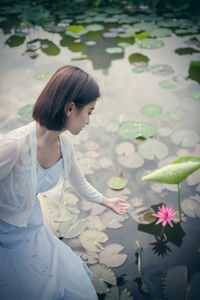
[{"left": 36, "top": 122, "right": 61, "bottom": 146}]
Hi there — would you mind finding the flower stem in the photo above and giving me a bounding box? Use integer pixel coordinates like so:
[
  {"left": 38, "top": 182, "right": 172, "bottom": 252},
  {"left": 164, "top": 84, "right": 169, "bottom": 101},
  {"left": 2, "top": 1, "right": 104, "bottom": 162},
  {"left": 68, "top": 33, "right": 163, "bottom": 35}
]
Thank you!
[{"left": 177, "top": 183, "right": 181, "bottom": 221}]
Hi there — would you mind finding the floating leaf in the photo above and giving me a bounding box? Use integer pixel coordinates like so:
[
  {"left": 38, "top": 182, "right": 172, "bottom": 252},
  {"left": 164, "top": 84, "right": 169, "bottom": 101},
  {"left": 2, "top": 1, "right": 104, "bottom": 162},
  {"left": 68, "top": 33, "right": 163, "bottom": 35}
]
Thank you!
[
  {"left": 130, "top": 207, "right": 156, "bottom": 224},
  {"left": 162, "top": 265, "right": 188, "bottom": 300},
  {"left": 137, "top": 38, "right": 164, "bottom": 49},
  {"left": 118, "top": 42, "right": 131, "bottom": 48},
  {"left": 117, "top": 152, "right": 144, "bottom": 169},
  {"left": 71, "top": 55, "right": 88, "bottom": 61},
  {"left": 132, "top": 66, "right": 150, "bottom": 73},
  {"left": 189, "top": 61, "right": 200, "bottom": 84},
  {"left": 40, "top": 39, "right": 60, "bottom": 55},
  {"left": 78, "top": 157, "right": 100, "bottom": 174},
  {"left": 182, "top": 195, "right": 200, "bottom": 218},
  {"left": 118, "top": 121, "right": 156, "bottom": 140},
  {"left": 99, "top": 157, "right": 112, "bottom": 168},
  {"left": 138, "top": 139, "right": 169, "bottom": 160},
  {"left": 90, "top": 264, "right": 116, "bottom": 294},
  {"left": 86, "top": 216, "right": 106, "bottom": 231},
  {"left": 18, "top": 104, "right": 33, "bottom": 121},
  {"left": 106, "top": 47, "right": 123, "bottom": 54},
  {"left": 141, "top": 161, "right": 200, "bottom": 184},
  {"left": 171, "top": 129, "right": 199, "bottom": 147},
  {"left": 103, "top": 32, "right": 118, "bottom": 38},
  {"left": 116, "top": 142, "right": 135, "bottom": 156},
  {"left": 66, "top": 25, "right": 85, "bottom": 33},
  {"left": 191, "top": 90, "right": 200, "bottom": 101},
  {"left": 141, "top": 104, "right": 162, "bottom": 117},
  {"left": 85, "top": 24, "right": 104, "bottom": 31},
  {"left": 175, "top": 47, "right": 200, "bottom": 55},
  {"left": 69, "top": 42, "right": 85, "bottom": 52},
  {"left": 85, "top": 41, "right": 96, "bottom": 46},
  {"left": 99, "top": 244, "right": 127, "bottom": 267},
  {"left": 159, "top": 80, "right": 177, "bottom": 89},
  {"left": 77, "top": 251, "right": 98, "bottom": 265},
  {"left": 150, "top": 28, "right": 173, "bottom": 38},
  {"left": 57, "top": 218, "right": 86, "bottom": 238},
  {"left": 80, "top": 230, "right": 108, "bottom": 252},
  {"left": 133, "top": 23, "right": 157, "bottom": 31},
  {"left": 128, "top": 53, "right": 149, "bottom": 64},
  {"left": 107, "top": 174, "right": 128, "bottom": 190},
  {"left": 101, "top": 211, "right": 124, "bottom": 229},
  {"left": 34, "top": 72, "right": 52, "bottom": 80},
  {"left": 151, "top": 64, "right": 174, "bottom": 75},
  {"left": 105, "top": 287, "right": 133, "bottom": 300},
  {"left": 46, "top": 199, "right": 74, "bottom": 222}
]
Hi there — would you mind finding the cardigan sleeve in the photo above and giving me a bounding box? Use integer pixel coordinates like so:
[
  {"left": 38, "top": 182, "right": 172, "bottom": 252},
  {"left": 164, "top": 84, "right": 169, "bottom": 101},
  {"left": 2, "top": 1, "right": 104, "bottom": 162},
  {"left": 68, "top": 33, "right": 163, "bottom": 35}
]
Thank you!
[
  {"left": 0, "top": 138, "right": 19, "bottom": 181},
  {"left": 68, "top": 143, "right": 103, "bottom": 204}
]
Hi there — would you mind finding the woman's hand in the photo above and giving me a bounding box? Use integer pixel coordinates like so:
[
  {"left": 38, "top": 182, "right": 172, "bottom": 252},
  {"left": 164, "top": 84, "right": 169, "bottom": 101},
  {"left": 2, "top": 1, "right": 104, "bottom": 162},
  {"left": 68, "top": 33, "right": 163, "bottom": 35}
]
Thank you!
[{"left": 101, "top": 197, "right": 130, "bottom": 215}]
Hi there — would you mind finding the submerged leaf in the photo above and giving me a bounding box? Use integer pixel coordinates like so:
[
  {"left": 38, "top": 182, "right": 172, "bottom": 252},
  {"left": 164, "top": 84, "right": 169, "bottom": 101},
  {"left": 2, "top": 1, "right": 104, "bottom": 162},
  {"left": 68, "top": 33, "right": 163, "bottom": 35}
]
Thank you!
[
  {"left": 90, "top": 264, "right": 116, "bottom": 294},
  {"left": 99, "top": 244, "right": 127, "bottom": 267}
]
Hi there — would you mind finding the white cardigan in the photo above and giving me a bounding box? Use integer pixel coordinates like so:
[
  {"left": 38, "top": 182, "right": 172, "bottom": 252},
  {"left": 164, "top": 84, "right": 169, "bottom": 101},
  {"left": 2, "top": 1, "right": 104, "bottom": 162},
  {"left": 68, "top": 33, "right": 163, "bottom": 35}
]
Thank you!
[{"left": 0, "top": 121, "right": 103, "bottom": 227}]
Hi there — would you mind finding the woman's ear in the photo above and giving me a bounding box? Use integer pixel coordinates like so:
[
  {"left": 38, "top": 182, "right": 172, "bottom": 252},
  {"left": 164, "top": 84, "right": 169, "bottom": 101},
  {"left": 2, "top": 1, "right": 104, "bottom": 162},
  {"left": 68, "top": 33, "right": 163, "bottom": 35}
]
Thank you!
[{"left": 64, "top": 102, "right": 75, "bottom": 116}]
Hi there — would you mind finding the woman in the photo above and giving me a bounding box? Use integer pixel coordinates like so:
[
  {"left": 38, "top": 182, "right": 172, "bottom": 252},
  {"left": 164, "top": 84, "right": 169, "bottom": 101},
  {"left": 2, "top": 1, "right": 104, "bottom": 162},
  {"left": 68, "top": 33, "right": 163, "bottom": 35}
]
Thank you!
[{"left": 0, "top": 65, "right": 130, "bottom": 300}]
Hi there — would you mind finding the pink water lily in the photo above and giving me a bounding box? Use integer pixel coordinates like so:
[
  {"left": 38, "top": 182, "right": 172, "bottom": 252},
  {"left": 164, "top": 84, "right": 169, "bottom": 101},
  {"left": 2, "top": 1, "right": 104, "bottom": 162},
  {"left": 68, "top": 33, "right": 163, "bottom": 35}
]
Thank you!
[{"left": 152, "top": 204, "right": 178, "bottom": 227}]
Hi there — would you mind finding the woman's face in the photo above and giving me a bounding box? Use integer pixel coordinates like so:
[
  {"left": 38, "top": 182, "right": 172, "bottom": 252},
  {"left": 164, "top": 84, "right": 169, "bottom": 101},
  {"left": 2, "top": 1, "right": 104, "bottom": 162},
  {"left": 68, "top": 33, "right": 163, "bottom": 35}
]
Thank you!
[{"left": 65, "top": 100, "right": 96, "bottom": 135}]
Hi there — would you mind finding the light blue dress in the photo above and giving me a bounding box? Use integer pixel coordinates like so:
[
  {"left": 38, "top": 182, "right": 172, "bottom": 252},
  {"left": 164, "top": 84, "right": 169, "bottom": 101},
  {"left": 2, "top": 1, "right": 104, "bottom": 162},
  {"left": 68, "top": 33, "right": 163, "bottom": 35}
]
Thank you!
[{"left": 0, "top": 159, "right": 98, "bottom": 300}]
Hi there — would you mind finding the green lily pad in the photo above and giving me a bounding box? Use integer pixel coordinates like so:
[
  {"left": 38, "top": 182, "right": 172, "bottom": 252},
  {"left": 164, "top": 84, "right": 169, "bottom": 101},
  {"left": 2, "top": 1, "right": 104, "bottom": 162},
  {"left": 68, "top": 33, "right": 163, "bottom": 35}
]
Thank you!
[
  {"left": 18, "top": 104, "right": 33, "bottom": 121},
  {"left": 85, "top": 31, "right": 101, "bottom": 39},
  {"left": 131, "top": 29, "right": 152, "bottom": 40},
  {"left": 85, "top": 41, "right": 96, "bottom": 46},
  {"left": 105, "top": 47, "right": 123, "bottom": 54},
  {"left": 130, "top": 207, "right": 157, "bottom": 224},
  {"left": 191, "top": 90, "right": 200, "bottom": 101},
  {"left": 151, "top": 64, "right": 174, "bottom": 75},
  {"left": 184, "top": 37, "right": 200, "bottom": 47},
  {"left": 141, "top": 161, "right": 200, "bottom": 184},
  {"left": 133, "top": 22, "right": 157, "bottom": 31},
  {"left": 40, "top": 39, "right": 60, "bottom": 55},
  {"left": 90, "top": 264, "right": 116, "bottom": 294},
  {"left": 159, "top": 80, "right": 177, "bottom": 89},
  {"left": 57, "top": 218, "right": 86, "bottom": 238},
  {"left": 105, "top": 287, "right": 133, "bottom": 300},
  {"left": 80, "top": 230, "right": 108, "bottom": 252},
  {"left": 101, "top": 211, "right": 124, "bottom": 229},
  {"left": 99, "top": 244, "right": 127, "bottom": 267},
  {"left": 150, "top": 28, "right": 173, "bottom": 38},
  {"left": 137, "top": 38, "right": 165, "bottom": 49},
  {"left": 34, "top": 72, "right": 52, "bottom": 80},
  {"left": 189, "top": 61, "right": 200, "bottom": 85},
  {"left": 5, "top": 35, "right": 25, "bottom": 47},
  {"left": 118, "top": 42, "right": 131, "bottom": 48},
  {"left": 107, "top": 174, "right": 128, "bottom": 190},
  {"left": 66, "top": 25, "right": 85, "bottom": 33},
  {"left": 141, "top": 104, "right": 162, "bottom": 117},
  {"left": 138, "top": 139, "right": 169, "bottom": 160},
  {"left": 71, "top": 54, "right": 88, "bottom": 61},
  {"left": 171, "top": 129, "right": 199, "bottom": 147},
  {"left": 118, "top": 121, "right": 156, "bottom": 140},
  {"left": 19, "top": 5, "right": 50, "bottom": 26},
  {"left": 175, "top": 47, "right": 200, "bottom": 55},
  {"left": 132, "top": 66, "right": 150, "bottom": 73},
  {"left": 85, "top": 24, "right": 104, "bottom": 31},
  {"left": 129, "top": 53, "right": 149, "bottom": 64},
  {"left": 69, "top": 42, "right": 85, "bottom": 52}
]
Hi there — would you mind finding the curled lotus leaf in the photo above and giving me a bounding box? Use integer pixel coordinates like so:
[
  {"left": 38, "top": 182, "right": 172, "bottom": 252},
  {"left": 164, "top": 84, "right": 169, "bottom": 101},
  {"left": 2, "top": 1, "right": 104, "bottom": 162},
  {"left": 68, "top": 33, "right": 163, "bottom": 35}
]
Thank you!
[
  {"left": 107, "top": 174, "right": 128, "bottom": 190},
  {"left": 171, "top": 129, "right": 199, "bottom": 147},
  {"left": 141, "top": 104, "right": 162, "bottom": 117},
  {"left": 141, "top": 161, "right": 200, "bottom": 184},
  {"left": 182, "top": 195, "right": 200, "bottom": 218},
  {"left": 99, "top": 243, "right": 127, "bottom": 267},
  {"left": 130, "top": 207, "right": 156, "bottom": 224},
  {"left": 138, "top": 139, "right": 169, "bottom": 160},
  {"left": 137, "top": 38, "right": 164, "bottom": 49},
  {"left": 118, "top": 121, "right": 156, "bottom": 140},
  {"left": 90, "top": 264, "right": 116, "bottom": 294},
  {"left": 18, "top": 104, "right": 33, "bottom": 121},
  {"left": 105, "top": 287, "right": 133, "bottom": 300},
  {"left": 117, "top": 152, "right": 144, "bottom": 169},
  {"left": 86, "top": 216, "right": 106, "bottom": 231},
  {"left": 115, "top": 142, "right": 135, "bottom": 156},
  {"left": 101, "top": 211, "right": 124, "bottom": 229},
  {"left": 57, "top": 218, "right": 86, "bottom": 239},
  {"left": 80, "top": 230, "right": 108, "bottom": 252}
]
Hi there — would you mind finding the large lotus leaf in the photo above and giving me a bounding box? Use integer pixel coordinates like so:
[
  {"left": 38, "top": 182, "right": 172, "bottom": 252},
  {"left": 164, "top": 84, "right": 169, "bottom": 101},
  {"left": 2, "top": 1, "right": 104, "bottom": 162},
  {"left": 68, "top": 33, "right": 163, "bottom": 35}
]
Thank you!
[
  {"left": 90, "top": 264, "right": 116, "bottom": 294},
  {"left": 86, "top": 216, "right": 106, "bottom": 231},
  {"left": 40, "top": 39, "right": 60, "bottom": 55},
  {"left": 99, "top": 244, "right": 127, "bottom": 267},
  {"left": 150, "top": 28, "right": 173, "bottom": 38},
  {"left": 130, "top": 207, "right": 156, "bottom": 224},
  {"left": 128, "top": 53, "right": 149, "bottom": 64},
  {"left": 172, "top": 156, "right": 200, "bottom": 164},
  {"left": 189, "top": 61, "right": 200, "bottom": 85},
  {"left": 141, "top": 161, "right": 200, "bottom": 184},
  {"left": 101, "top": 211, "right": 124, "bottom": 229},
  {"left": 5, "top": 35, "right": 25, "bottom": 47},
  {"left": 57, "top": 218, "right": 86, "bottom": 238},
  {"left": 18, "top": 104, "right": 33, "bottom": 121},
  {"left": 80, "top": 230, "right": 108, "bottom": 252},
  {"left": 117, "top": 152, "right": 144, "bottom": 169},
  {"left": 107, "top": 174, "right": 128, "bottom": 190},
  {"left": 116, "top": 142, "right": 135, "bottom": 156},
  {"left": 151, "top": 64, "right": 174, "bottom": 75},
  {"left": 106, "top": 47, "right": 123, "bottom": 54},
  {"left": 171, "top": 129, "right": 199, "bottom": 147},
  {"left": 162, "top": 265, "right": 188, "bottom": 300},
  {"left": 191, "top": 90, "right": 200, "bottom": 101},
  {"left": 182, "top": 195, "right": 200, "bottom": 218},
  {"left": 141, "top": 104, "right": 162, "bottom": 117},
  {"left": 118, "top": 121, "right": 156, "bottom": 140},
  {"left": 138, "top": 139, "right": 169, "bottom": 160},
  {"left": 137, "top": 38, "right": 164, "bottom": 49}
]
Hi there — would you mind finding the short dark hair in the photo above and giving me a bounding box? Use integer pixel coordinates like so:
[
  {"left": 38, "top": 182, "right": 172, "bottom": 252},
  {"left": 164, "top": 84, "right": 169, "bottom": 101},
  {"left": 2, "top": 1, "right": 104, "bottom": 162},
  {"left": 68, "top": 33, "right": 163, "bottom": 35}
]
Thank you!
[{"left": 32, "top": 65, "right": 100, "bottom": 131}]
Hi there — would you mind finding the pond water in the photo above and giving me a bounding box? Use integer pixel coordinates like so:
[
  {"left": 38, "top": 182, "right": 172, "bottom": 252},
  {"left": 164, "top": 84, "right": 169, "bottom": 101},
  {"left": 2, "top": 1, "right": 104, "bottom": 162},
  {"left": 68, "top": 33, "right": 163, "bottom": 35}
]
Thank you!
[{"left": 0, "top": 6, "right": 200, "bottom": 300}]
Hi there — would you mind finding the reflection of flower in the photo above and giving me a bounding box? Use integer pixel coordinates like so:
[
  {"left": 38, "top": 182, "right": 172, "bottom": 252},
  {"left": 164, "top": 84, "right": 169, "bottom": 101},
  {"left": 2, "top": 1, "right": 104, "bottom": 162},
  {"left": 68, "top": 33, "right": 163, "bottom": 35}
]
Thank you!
[
  {"left": 152, "top": 204, "right": 178, "bottom": 227},
  {"left": 150, "top": 236, "right": 172, "bottom": 257}
]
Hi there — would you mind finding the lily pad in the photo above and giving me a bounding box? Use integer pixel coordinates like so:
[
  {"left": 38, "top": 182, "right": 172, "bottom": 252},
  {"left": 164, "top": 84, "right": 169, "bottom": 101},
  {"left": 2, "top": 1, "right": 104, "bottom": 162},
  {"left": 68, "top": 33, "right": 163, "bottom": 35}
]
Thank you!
[
  {"left": 182, "top": 194, "right": 200, "bottom": 218},
  {"left": 40, "top": 39, "right": 60, "bottom": 55},
  {"left": 151, "top": 64, "right": 174, "bottom": 75},
  {"left": 191, "top": 90, "right": 200, "bottom": 101},
  {"left": 90, "top": 264, "right": 116, "bottom": 294},
  {"left": 103, "top": 32, "right": 118, "bottom": 38},
  {"left": 18, "top": 104, "right": 33, "bottom": 121},
  {"left": 130, "top": 207, "right": 156, "bottom": 224},
  {"left": 116, "top": 142, "right": 135, "bottom": 156},
  {"left": 118, "top": 42, "right": 131, "bottom": 48},
  {"left": 99, "top": 244, "right": 127, "bottom": 267},
  {"left": 132, "top": 66, "right": 150, "bottom": 73},
  {"left": 138, "top": 139, "right": 169, "bottom": 160},
  {"left": 171, "top": 129, "right": 199, "bottom": 147},
  {"left": 107, "top": 174, "right": 128, "bottom": 190},
  {"left": 66, "top": 25, "right": 85, "bottom": 34},
  {"left": 69, "top": 42, "right": 85, "bottom": 52},
  {"left": 129, "top": 53, "right": 149, "bottom": 65},
  {"left": 133, "top": 22, "right": 157, "bottom": 31},
  {"left": 141, "top": 161, "right": 200, "bottom": 184},
  {"left": 101, "top": 211, "right": 124, "bottom": 229},
  {"left": 150, "top": 28, "right": 173, "bottom": 38},
  {"left": 85, "top": 24, "right": 104, "bottom": 31},
  {"left": 117, "top": 152, "right": 144, "bottom": 169},
  {"left": 86, "top": 216, "right": 106, "bottom": 231},
  {"left": 141, "top": 104, "right": 162, "bottom": 117},
  {"left": 105, "top": 287, "right": 133, "bottom": 300},
  {"left": 105, "top": 47, "right": 123, "bottom": 54},
  {"left": 85, "top": 41, "right": 96, "bottom": 46},
  {"left": 34, "top": 72, "right": 52, "bottom": 80},
  {"left": 137, "top": 38, "right": 165, "bottom": 49},
  {"left": 57, "top": 218, "right": 86, "bottom": 239},
  {"left": 175, "top": 47, "right": 200, "bottom": 55},
  {"left": 131, "top": 30, "right": 152, "bottom": 40},
  {"left": 159, "top": 80, "right": 177, "bottom": 89},
  {"left": 80, "top": 230, "right": 108, "bottom": 252},
  {"left": 99, "top": 157, "right": 113, "bottom": 168},
  {"left": 5, "top": 35, "right": 26, "bottom": 47},
  {"left": 189, "top": 61, "right": 200, "bottom": 85},
  {"left": 78, "top": 157, "right": 100, "bottom": 174},
  {"left": 71, "top": 55, "right": 88, "bottom": 61},
  {"left": 46, "top": 199, "right": 74, "bottom": 222},
  {"left": 76, "top": 251, "right": 98, "bottom": 265},
  {"left": 118, "top": 121, "right": 156, "bottom": 140}
]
